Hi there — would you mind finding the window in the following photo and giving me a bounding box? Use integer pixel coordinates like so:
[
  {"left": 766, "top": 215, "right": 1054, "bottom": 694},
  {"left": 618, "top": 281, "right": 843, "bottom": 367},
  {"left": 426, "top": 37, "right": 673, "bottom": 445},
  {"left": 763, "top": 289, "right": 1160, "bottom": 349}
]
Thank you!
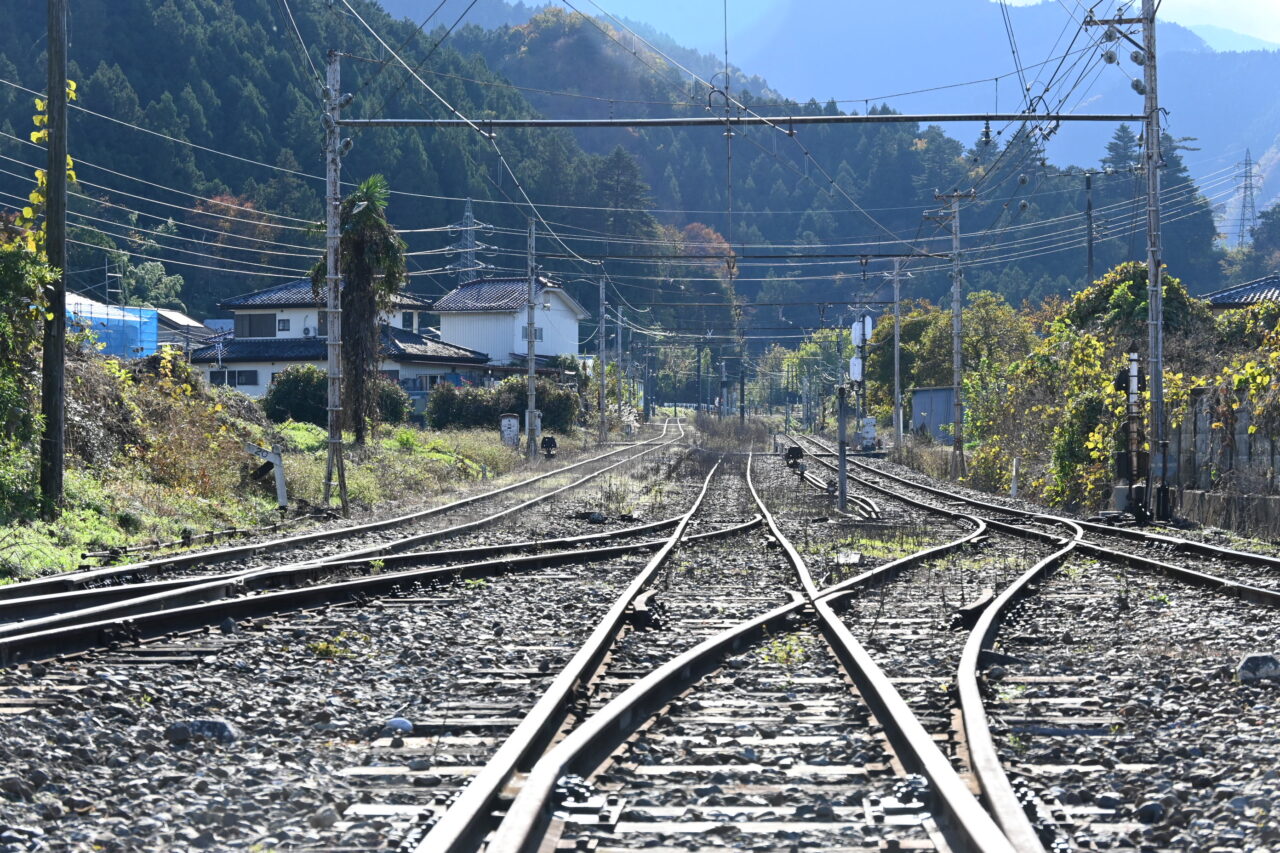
[
  {"left": 317, "top": 311, "right": 328, "bottom": 337},
  {"left": 234, "top": 313, "right": 277, "bottom": 338},
  {"left": 277, "top": 318, "right": 291, "bottom": 332},
  {"left": 208, "top": 370, "right": 259, "bottom": 388},
  {"left": 402, "top": 311, "right": 414, "bottom": 331},
  {"left": 521, "top": 326, "right": 544, "bottom": 341}
]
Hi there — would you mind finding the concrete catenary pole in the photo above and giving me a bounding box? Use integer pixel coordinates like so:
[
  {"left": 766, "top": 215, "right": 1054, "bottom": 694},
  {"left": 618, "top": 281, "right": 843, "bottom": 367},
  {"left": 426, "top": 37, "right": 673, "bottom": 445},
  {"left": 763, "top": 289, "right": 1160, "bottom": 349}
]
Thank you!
[
  {"left": 1085, "top": 171, "right": 1096, "bottom": 284},
  {"left": 525, "top": 218, "right": 538, "bottom": 460},
  {"left": 836, "top": 385, "right": 849, "bottom": 512},
  {"left": 935, "top": 189, "right": 974, "bottom": 477},
  {"left": 615, "top": 309, "right": 623, "bottom": 423},
  {"left": 39, "top": 0, "right": 68, "bottom": 520},
  {"left": 1141, "top": 0, "right": 1167, "bottom": 518},
  {"left": 597, "top": 277, "right": 607, "bottom": 443},
  {"left": 891, "top": 258, "right": 903, "bottom": 443},
  {"left": 322, "top": 51, "right": 348, "bottom": 514}
]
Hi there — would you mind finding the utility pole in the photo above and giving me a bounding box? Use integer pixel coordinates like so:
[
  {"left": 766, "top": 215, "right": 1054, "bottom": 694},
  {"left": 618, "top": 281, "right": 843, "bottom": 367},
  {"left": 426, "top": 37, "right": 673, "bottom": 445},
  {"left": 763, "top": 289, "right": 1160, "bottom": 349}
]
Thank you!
[
  {"left": 1141, "top": 0, "right": 1167, "bottom": 519},
  {"left": 39, "top": 0, "right": 68, "bottom": 519},
  {"left": 1085, "top": 171, "right": 1096, "bottom": 284},
  {"left": 889, "top": 259, "right": 906, "bottom": 444},
  {"left": 836, "top": 385, "right": 849, "bottom": 511},
  {"left": 1083, "top": 5, "right": 1164, "bottom": 515},
  {"left": 615, "top": 309, "right": 623, "bottom": 424},
  {"left": 597, "top": 278, "right": 607, "bottom": 444},
  {"left": 322, "top": 51, "right": 348, "bottom": 514},
  {"left": 739, "top": 358, "right": 746, "bottom": 424},
  {"left": 933, "top": 189, "right": 975, "bottom": 477},
  {"left": 719, "top": 358, "right": 727, "bottom": 419},
  {"left": 525, "top": 218, "right": 538, "bottom": 460},
  {"left": 694, "top": 342, "right": 703, "bottom": 416}
]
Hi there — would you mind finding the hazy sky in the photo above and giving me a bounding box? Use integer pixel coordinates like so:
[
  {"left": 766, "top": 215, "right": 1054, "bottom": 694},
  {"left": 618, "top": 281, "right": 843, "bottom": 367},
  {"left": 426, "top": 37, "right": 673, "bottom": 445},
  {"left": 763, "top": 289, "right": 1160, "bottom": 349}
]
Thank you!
[
  {"left": 1010, "top": 0, "right": 1280, "bottom": 43},
  {"left": 585, "top": 0, "right": 1280, "bottom": 52}
]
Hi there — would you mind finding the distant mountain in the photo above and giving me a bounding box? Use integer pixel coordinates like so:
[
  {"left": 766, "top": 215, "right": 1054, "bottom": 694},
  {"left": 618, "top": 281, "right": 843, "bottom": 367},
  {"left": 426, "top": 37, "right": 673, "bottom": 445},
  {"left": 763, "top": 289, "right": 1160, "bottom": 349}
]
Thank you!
[
  {"left": 391, "top": 0, "right": 1280, "bottom": 231},
  {"left": 1188, "top": 25, "right": 1280, "bottom": 54}
]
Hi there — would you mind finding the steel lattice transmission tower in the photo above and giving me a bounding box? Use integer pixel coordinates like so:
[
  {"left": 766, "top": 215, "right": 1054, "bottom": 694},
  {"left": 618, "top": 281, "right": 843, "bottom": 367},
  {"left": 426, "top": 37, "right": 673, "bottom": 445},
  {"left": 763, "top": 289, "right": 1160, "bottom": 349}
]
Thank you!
[{"left": 1236, "top": 149, "right": 1259, "bottom": 248}]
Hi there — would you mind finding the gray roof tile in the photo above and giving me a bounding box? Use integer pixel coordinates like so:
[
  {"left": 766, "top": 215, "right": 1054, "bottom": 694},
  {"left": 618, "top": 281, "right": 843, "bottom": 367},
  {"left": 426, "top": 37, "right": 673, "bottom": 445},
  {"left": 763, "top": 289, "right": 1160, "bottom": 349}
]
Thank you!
[
  {"left": 220, "top": 279, "right": 434, "bottom": 310},
  {"left": 1205, "top": 274, "right": 1280, "bottom": 307},
  {"left": 190, "top": 324, "right": 487, "bottom": 365}
]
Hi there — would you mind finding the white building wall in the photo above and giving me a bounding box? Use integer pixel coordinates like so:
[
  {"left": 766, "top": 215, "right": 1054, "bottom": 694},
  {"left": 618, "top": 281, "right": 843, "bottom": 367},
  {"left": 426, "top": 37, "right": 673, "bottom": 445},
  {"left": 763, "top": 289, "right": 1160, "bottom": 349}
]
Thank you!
[
  {"left": 439, "top": 312, "right": 509, "bottom": 363},
  {"left": 436, "top": 292, "right": 583, "bottom": 363},
  {"left": 540, "top": 293, "right": 581, "bottom": 357}
]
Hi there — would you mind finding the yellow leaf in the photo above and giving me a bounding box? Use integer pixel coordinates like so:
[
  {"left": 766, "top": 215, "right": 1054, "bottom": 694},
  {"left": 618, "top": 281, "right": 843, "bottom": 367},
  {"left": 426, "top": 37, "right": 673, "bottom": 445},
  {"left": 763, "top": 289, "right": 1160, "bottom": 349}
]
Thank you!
[
  {"left": 21, "top": 207, "right": 33, "bottom": 219},
  {"left": 66, "top": 80, "right": 76, "bottom": 90},
  {"left": 45, "top": 312, "right": 54, "bottom": 321},
  {"left": 66, "top": 170, "right": 76, "bottom": 183},
  {"left": 29, "top": 131, "right": 40, "bottom": 143},
  {"left": 33, "top": 98, "right": 45, "bottom": 111}
]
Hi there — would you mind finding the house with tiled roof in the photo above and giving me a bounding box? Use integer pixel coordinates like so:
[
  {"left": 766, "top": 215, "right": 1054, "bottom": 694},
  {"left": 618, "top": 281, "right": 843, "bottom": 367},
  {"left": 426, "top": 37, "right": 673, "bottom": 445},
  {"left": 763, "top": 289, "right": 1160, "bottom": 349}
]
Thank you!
[
  {"left": 432, "top": 276, "right": 589, "bottom": 364},
  {"left": 1203, "top": 274, "right": 1280, "bottom": 311},
  {"left": 190, "top": 279, "right": 489, "bottom": 398}
]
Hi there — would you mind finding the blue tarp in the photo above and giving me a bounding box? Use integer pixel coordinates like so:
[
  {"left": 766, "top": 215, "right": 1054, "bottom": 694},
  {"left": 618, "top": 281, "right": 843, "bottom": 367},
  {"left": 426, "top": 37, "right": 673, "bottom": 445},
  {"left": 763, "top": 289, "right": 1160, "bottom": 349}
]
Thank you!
[{"left": 67, "top": 296, "right": 158, "bottom": 358}]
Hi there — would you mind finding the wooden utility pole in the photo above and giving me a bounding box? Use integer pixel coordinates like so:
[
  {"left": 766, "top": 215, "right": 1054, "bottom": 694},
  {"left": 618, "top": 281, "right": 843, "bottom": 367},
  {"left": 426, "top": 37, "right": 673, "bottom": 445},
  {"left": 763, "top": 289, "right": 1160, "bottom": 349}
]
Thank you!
[
  {"left": 597, "top": 277, "right": 607, "bottom": 444},
  {"left": 39, "top": 0, "right": 68, "bottom": 520},
  {"left": 525, "top": 219, "right": 538, "bottom": 460},
  {"left": 322, "top": 51, "right": 348, "bottom": 514}
]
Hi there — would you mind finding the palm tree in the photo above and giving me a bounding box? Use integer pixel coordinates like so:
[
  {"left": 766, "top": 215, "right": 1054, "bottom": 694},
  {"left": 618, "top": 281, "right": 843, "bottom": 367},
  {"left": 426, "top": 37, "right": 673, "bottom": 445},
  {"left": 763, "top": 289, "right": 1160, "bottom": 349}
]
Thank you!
[{"left": 312, "top": 174, "right": 406, "bottom": 445}]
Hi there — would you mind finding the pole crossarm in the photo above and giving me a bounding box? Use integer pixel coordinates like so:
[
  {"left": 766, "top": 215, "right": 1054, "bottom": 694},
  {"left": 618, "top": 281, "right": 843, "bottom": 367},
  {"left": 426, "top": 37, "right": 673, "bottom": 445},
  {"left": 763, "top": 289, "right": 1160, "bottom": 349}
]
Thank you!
[{"left": 336, "top": 113, "right": 1145, "bottom": 130}]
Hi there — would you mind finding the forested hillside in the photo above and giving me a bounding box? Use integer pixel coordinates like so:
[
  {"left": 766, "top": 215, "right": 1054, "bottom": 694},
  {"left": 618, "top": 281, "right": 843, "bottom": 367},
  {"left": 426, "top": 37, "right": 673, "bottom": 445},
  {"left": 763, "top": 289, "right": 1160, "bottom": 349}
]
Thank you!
[{"left": 0, "top": 0, "right": 1225, "bottom": 330}]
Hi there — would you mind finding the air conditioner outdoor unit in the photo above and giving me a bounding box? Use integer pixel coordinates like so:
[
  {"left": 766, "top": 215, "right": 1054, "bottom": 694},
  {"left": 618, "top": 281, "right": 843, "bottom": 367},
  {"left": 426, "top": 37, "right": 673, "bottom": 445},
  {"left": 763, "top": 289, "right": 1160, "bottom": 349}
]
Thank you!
[{"left": 303, "top": 327, "right": 315, "bottom": 338}]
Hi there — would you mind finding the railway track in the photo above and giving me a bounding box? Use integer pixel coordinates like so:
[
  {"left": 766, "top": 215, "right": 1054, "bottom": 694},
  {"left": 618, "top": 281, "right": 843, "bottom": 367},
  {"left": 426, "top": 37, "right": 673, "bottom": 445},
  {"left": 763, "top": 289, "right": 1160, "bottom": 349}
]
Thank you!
[
  {"left": 0, "top": 423, "right": 698, "bottom": 661},
  {"left": 440, "top": 454, "right": 1013, "bottom": 853},
  {"left": 0, "top": 420, "right": 685, "bottom": 602},
  {"left": 8, "top": 424, "right": 1279, "bottom": 851},
  {"left": 789, "top": 432, "right": 1280, "bottom": 851}
]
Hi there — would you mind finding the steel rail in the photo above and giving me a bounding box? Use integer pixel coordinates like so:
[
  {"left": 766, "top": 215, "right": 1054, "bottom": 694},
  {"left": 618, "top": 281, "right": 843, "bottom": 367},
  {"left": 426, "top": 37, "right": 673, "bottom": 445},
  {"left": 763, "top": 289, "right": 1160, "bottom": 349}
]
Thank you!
[
  {"left": 0, "top": 421, "right": 684, "bottom": 602},
  {"left": 797, "top": 434, "right": 1280, "bottom": 606},
  {"left": 791, "top": 432, "right": 1068, "bottom": 850},
  {"left": 798, "top": 433, "right": 1280, "bottom": 846},
  {"left": 754, "top": 455, "right": 1019, "bottom": 853},
  {"left": 487, "top": 454, "right": 1018, "bottom": 853},
  {"left": 0, "top": 430, "right": 694, "bottom": 636},
  {"left": 954, "top": 518, "right": 1082, "bottom": 853},
  {"left": 416, "top": 459, "right": 722, "bottom": 853},
  {"left": 0, "top": 510, "right": 751, "bottom": 668},
  {"left": 0, "top": 514, "right": 697, "bottom": 625},
  {"left": 818, "top": 434, "right": 1280, "bottom": 571}
]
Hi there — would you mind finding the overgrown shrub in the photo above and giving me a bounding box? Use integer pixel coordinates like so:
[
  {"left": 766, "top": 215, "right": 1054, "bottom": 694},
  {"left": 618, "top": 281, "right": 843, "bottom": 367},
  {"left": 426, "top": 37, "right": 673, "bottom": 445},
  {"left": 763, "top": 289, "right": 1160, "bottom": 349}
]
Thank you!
[
  {"left": 377, "top": 379, "right": 412, "bottom": 425},
  {"left": 426, "top": 377, "right": 578, "bottom": 432},
  {"left": 262, "top": 364, "right": 326, "bottom": 427}
]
